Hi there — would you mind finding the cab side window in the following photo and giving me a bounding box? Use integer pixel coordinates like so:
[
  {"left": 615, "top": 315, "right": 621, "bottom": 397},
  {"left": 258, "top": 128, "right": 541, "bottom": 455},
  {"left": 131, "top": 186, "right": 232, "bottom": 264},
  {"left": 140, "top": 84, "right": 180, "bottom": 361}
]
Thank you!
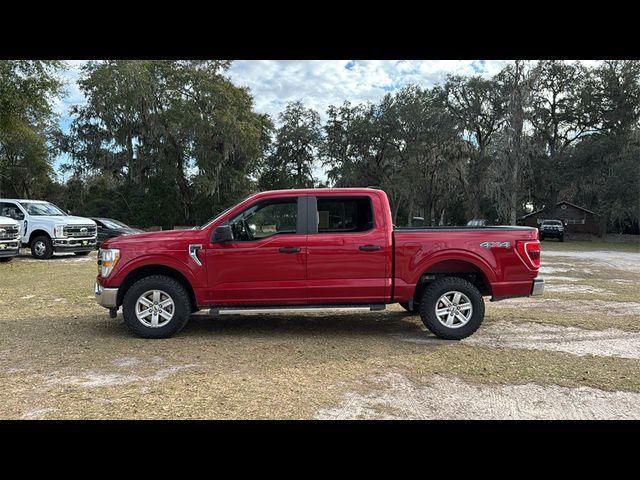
[
  {"left": 316, "top": 197, "right": 374, "bottom": 233},
  {"left": 229, "top": 197, "right": 298, "bottom": 241}
]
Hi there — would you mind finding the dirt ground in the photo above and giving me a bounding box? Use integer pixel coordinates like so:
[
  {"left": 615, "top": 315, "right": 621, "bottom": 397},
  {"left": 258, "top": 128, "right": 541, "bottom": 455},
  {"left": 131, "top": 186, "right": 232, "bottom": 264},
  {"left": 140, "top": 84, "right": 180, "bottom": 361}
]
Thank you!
[{"left": 0, "top": 240, "right": 639, "bottom": 419}]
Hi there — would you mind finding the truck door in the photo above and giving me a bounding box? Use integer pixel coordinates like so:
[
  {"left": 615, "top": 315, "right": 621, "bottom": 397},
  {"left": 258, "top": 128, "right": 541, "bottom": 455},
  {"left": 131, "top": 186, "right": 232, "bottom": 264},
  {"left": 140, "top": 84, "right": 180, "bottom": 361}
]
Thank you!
[
  {"left": 205, "top": 195, "right": 308, "bottom": 305},
  {"left": 306, "top": 194, "right": 391, "bottom": 304}
]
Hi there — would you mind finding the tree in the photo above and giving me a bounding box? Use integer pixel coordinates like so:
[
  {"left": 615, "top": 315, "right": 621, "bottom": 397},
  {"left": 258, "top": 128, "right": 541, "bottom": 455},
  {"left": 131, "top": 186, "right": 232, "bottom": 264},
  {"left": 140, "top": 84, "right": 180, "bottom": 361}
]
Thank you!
[
  {"left": 64, "top": 60, "right": 271, "bottom": 227},
  {"left": 0, "top": 60, "right": 64, "bottom": 198},
  {"left": 567, "top": 60, "right": 640, "bottom": 234},
  {"left": 528, "top": 60, "right": 599, "bottom": 210},
  {"left": 259, "top": 101, "right": 321, "bottom": 189},
  {"left": 488, "top": 61, "right": 534, "bottom": 224},
  {"left": 445, "top": 75, "right": 507, "bottom": 218}
]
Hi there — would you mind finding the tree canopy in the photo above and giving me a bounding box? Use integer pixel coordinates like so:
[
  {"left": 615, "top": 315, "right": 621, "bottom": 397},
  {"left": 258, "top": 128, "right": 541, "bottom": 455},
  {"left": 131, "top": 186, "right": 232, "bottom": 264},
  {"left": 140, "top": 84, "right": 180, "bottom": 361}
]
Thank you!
[{"left": 0, "top": 60, "right": 637, "bottom": 234}]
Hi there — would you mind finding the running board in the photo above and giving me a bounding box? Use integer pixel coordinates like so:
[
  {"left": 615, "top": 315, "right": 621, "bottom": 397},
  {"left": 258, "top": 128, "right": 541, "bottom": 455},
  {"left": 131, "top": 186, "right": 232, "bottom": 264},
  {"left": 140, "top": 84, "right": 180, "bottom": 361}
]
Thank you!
[{"left": 210, "top": 304, "right": 386, "bottom": 315}]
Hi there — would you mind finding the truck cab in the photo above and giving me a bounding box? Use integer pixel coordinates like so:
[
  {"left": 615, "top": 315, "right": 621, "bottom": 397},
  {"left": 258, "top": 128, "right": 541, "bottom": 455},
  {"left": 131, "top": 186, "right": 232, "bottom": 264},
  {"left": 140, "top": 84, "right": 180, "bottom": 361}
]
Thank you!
[
  {"left": 0, "top": 199, "right": 97, "bottom": 259},
  {"left": 95, "top": 188, "right": 543, "bottom": 340},
  {"left": 0, "top": 215, "right": 21, "bottom": 262}
]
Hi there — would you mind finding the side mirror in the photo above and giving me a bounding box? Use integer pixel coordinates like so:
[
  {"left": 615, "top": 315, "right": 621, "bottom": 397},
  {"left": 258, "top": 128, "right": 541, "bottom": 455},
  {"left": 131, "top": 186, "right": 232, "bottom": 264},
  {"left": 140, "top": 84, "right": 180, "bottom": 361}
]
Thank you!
[
  {"left": 67, "top": 210, "right": 72, "bottom": 215},
  {"left": 212, "top": 224, "right": 234, "bottom": 243}
]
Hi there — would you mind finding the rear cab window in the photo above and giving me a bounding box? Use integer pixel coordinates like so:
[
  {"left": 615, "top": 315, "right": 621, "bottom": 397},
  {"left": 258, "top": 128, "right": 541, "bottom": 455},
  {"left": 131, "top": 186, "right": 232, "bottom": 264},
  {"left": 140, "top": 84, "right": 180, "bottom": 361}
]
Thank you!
[{"left": 314, "top": 196, "right": 374, "bottom": 234}]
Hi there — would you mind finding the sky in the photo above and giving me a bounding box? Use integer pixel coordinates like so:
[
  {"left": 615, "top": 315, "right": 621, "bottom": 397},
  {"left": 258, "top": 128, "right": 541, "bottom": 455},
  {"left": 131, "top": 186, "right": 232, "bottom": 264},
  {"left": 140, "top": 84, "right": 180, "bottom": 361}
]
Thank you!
[{"left": 53, "top": 60, "right": 600, "bottom": 179}]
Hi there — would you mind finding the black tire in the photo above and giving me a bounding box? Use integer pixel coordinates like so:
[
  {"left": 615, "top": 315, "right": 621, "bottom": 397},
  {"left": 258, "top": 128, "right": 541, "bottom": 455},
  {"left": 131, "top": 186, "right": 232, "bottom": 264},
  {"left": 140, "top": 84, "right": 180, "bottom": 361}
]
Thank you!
[
  {"left": 539, "top": 235, "right": 545, "bottom": 241},
  {"left": 122, "top": 275, "right": 192, "bottom": 339},
  {"left": 419, "top": 277, "right": 485, "bottom": 340},
  {"left": 559, "top": 235, "right": 564, "bottom": 242},
  {"left": 399, "top": 302, "right": 419, "bottom": 314},
  {"left": 0, "top": 257, "right": 13, "bottom": 263},
  {"left": 74, "top": 251, "right": 91, "bottom": 256},
  {"left": 31, "top": 235, "right": 53, "bottom": 259}
]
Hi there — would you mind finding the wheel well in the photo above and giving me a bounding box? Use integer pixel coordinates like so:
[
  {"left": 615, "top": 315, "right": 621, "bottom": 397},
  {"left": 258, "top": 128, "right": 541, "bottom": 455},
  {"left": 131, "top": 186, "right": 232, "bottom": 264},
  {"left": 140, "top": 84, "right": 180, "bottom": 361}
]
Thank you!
[
  {"left": 28, "top": 230, "right": 51, "bottom": 245},
  {"left": 116, "top": 265, "right": 198, "bottom": 312},
  {"left": 413, "top": 260, "right": 492, "bottom": 303}
]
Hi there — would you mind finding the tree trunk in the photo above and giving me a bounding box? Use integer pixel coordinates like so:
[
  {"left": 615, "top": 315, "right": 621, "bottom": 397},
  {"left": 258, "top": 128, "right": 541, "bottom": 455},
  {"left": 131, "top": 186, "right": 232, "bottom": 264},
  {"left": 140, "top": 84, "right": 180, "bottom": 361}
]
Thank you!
[
  {"left": 424, "top": 192, "right": 432, "bottom": 226},
  {"left": 407, "top": 195, "right": 414, "bottom": 226}
]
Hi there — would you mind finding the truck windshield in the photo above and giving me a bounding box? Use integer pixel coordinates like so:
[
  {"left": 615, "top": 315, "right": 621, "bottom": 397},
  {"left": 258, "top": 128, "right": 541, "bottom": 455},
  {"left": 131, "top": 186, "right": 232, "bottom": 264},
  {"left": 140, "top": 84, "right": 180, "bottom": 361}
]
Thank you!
[
  {"left": 19, "top": 201, "right": 67, "bottom": 216},
  {"left": 100, "top": 219, "right": 130, "bottom": 229}
]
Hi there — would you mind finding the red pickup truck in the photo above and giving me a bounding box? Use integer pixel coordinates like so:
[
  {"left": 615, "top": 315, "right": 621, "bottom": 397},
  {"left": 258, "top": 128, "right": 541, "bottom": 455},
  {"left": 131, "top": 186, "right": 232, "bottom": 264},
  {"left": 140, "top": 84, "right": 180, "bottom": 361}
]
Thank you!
[{"left": 95, "top": 188, "right": 543, "bottom": 339}]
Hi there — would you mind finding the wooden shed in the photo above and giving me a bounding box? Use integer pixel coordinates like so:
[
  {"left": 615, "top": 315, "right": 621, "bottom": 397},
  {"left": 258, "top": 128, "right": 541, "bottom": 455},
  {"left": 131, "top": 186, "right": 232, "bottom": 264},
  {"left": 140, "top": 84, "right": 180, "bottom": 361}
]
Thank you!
[{"left": 521, "top": 201, "right": 600, "bottom": 235}]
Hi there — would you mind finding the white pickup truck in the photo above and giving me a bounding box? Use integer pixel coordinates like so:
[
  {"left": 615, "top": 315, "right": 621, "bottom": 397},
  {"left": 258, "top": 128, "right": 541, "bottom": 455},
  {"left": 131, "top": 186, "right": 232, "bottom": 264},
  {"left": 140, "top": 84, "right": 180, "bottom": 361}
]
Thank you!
[
  {"left": 0, "top": 215, "right": 21, "bottom": 262},
  {"left": 0, "top": 199, "right": 97, "bottom": 259}
]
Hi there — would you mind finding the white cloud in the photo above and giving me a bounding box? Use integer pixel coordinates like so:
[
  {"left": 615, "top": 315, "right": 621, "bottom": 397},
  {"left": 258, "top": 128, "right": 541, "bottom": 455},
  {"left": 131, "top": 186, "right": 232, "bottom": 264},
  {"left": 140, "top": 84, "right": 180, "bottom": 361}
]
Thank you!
[{"left": 227, "top": 60, "right": 513, "bottom": 123}]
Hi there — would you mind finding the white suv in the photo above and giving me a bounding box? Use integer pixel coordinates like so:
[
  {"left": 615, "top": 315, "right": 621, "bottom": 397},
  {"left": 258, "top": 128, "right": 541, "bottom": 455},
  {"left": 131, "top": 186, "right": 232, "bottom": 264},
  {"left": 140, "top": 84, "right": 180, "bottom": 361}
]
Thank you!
[
  {"left": 0, "top": 199, "right": 97, "bottom": 259},
  {"left": 0, "top": 215, "right": 21, "bottom": 262}
]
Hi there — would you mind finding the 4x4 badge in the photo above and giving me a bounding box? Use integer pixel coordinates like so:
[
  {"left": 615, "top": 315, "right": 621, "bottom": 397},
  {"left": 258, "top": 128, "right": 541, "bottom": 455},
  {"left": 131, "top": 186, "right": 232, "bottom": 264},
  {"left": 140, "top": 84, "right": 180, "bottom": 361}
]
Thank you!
[{"left": 480, "top": 241, "right": 510, "bottom": 249}]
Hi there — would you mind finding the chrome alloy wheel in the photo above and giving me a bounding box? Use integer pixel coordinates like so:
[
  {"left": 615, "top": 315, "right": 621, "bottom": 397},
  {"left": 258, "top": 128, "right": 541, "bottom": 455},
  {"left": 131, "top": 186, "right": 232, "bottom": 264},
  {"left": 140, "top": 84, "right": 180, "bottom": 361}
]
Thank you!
[
  {"left": 435, "top": 291, "right": 473, "bottom": 329},
  {"left": 135, "top": 290, "right": 175, "bottom": 328},
  {"left": 34, "top": 240, "right": 47, "bottom": 257}
]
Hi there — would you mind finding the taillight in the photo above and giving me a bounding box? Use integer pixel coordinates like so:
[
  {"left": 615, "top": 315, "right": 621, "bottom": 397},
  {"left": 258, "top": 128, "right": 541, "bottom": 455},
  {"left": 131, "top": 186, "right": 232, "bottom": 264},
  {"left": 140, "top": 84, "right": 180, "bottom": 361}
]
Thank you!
[{"left": 516, "top": 240, "right": 540, "bottom": 270}]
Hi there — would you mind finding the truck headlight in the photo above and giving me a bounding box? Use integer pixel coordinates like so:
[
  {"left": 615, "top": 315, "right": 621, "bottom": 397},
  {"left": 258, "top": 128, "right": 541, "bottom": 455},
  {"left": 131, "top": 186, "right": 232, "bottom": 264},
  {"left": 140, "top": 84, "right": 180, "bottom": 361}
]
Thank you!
[
  {"left": 54, "top": 224, "right": 66, "bottom": 238},
  {"left": 98, "top": 248, "right": 120, "bottom": 277}
]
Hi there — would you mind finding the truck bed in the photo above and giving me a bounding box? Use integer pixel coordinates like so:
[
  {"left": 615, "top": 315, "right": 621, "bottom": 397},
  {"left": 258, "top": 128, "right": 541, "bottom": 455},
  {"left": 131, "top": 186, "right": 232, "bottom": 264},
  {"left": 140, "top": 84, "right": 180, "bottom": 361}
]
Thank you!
[
  {"left": 392, "top": 226, "right": 540, "bottom": 301},
  {"left": 395, "top": 226, "right": 536, "bottom": 232}
]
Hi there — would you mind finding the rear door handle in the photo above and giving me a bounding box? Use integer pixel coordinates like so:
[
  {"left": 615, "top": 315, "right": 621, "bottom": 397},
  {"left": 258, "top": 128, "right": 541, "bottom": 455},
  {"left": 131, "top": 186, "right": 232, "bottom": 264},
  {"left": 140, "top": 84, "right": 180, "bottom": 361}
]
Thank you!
[
  {"left": 279, "top": 247, "right": 301, "bottom": 253},
  {"left": 359, "top": 244, "right": 381, "bottom": 251}
]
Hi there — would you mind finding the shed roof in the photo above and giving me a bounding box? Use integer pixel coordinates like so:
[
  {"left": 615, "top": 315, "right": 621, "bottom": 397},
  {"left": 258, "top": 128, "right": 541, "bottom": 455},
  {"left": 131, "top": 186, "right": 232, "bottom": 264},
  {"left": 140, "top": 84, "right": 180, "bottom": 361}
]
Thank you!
[{"left": 522, "top": 201, "right": 598, "bottom": 219}]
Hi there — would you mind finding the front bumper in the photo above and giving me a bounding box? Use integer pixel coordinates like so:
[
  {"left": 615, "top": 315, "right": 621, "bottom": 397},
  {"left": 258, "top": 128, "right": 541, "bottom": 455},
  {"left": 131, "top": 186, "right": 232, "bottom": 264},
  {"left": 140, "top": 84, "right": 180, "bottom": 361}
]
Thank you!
[
  {"left": 0, "top": 239, "right": 20, "bottom": 257},
  {"left": 95, "top": 281, "right": 118, "bottom": 308},
  {"left": 540, "top": 230, "right": 563, "bottom": 237},
  {"left": 531, "top": 278, "right": 545, "bottom": 296},
  {"left": 54, "top": 237, "right": 97, "bottom": 252}
]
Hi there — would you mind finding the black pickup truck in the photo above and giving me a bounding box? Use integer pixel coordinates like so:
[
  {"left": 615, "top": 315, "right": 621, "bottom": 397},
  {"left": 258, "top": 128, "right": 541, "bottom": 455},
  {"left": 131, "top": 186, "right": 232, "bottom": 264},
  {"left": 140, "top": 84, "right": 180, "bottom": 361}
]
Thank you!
[{"left": 539, "top": 220, "right": 564, "bottom": 241}]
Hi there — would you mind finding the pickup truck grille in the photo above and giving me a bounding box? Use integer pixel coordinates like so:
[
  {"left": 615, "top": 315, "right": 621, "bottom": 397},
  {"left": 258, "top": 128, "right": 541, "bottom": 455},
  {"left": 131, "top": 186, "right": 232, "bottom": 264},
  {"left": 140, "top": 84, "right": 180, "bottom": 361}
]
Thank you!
[
  {"left": 64, "top": 225, "right": 97, "bottom": 237},
  {"left": 0, "top": 224, "right": 20, "bottom": 240}
]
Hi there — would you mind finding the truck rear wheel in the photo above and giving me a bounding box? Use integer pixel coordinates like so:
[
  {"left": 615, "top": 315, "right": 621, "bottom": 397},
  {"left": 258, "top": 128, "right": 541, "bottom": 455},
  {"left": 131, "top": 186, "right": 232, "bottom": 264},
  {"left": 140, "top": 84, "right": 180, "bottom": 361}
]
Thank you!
[
  {"left": 31, "top": 236, "right": 53, "bottom": 260},
  {"left": 122, "top": 275, "right": 192, "bottom": 339},
  {"left": 419, "top": 277, "right": 485, "bottom": 340}
]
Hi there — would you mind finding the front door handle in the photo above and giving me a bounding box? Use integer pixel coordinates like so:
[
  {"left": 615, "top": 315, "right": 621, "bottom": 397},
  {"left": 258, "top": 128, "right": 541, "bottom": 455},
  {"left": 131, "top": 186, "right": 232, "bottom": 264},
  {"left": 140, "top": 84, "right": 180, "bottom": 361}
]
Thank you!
[
  {"left": 279, "top": 247, "right": 301, "bottom": 253},
  {"left": 359, "top": 244, "right": 381, "bottom": 251}
]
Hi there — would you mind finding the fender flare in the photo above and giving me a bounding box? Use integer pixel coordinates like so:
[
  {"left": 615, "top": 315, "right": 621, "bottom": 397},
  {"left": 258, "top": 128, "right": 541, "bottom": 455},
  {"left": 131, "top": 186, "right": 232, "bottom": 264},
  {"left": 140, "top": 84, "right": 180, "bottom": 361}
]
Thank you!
[
  {"left": 409, "top": 249, "right": 497, "bottom": 285},
  {"left": 115, "top": 253, "right": 201, "bottom": 288}
]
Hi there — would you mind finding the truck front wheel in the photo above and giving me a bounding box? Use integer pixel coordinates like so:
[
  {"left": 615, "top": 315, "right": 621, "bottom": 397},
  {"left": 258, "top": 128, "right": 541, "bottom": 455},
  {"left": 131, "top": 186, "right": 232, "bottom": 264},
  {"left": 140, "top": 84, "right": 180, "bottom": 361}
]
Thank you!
[
  {"left": 31, "top": 236, "right": 53, "bottom": 260},
  {"left": 122, "top": 275, "right": 192, "bottom": 338},
  {"left": 419, "top": 277, "right": 485, "bottom": 340}
]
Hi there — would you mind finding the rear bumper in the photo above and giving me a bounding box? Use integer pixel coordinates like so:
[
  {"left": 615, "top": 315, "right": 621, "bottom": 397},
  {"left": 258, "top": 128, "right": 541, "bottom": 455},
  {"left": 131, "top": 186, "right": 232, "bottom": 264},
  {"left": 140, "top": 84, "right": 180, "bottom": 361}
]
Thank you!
[
  {"left": 531, "top": 278, "right": 544, "bottom": 296},
  {"left": 95, "top": 281, "right": 118, "bottom": 308}
]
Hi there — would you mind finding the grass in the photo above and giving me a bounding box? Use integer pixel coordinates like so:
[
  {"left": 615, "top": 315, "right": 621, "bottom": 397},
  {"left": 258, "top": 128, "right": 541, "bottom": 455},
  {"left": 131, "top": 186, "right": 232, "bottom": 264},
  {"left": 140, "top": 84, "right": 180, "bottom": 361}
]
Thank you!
[
  {"left": 0, "top": 247, "right": 639, "bottom": 419},
  {"left": 541, "top": 239, "right": 640, "bottom": 252}
]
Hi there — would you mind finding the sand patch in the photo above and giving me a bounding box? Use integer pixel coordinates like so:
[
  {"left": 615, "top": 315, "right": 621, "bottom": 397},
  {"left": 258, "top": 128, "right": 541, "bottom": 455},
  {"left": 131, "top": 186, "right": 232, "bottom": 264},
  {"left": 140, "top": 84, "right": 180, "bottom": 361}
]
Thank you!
[
  {"left": 316, "top": 373, "right": 640, "bottom": 420},
  {"left": 463, "top": 321, "right": 640, "bottom": 359}
]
